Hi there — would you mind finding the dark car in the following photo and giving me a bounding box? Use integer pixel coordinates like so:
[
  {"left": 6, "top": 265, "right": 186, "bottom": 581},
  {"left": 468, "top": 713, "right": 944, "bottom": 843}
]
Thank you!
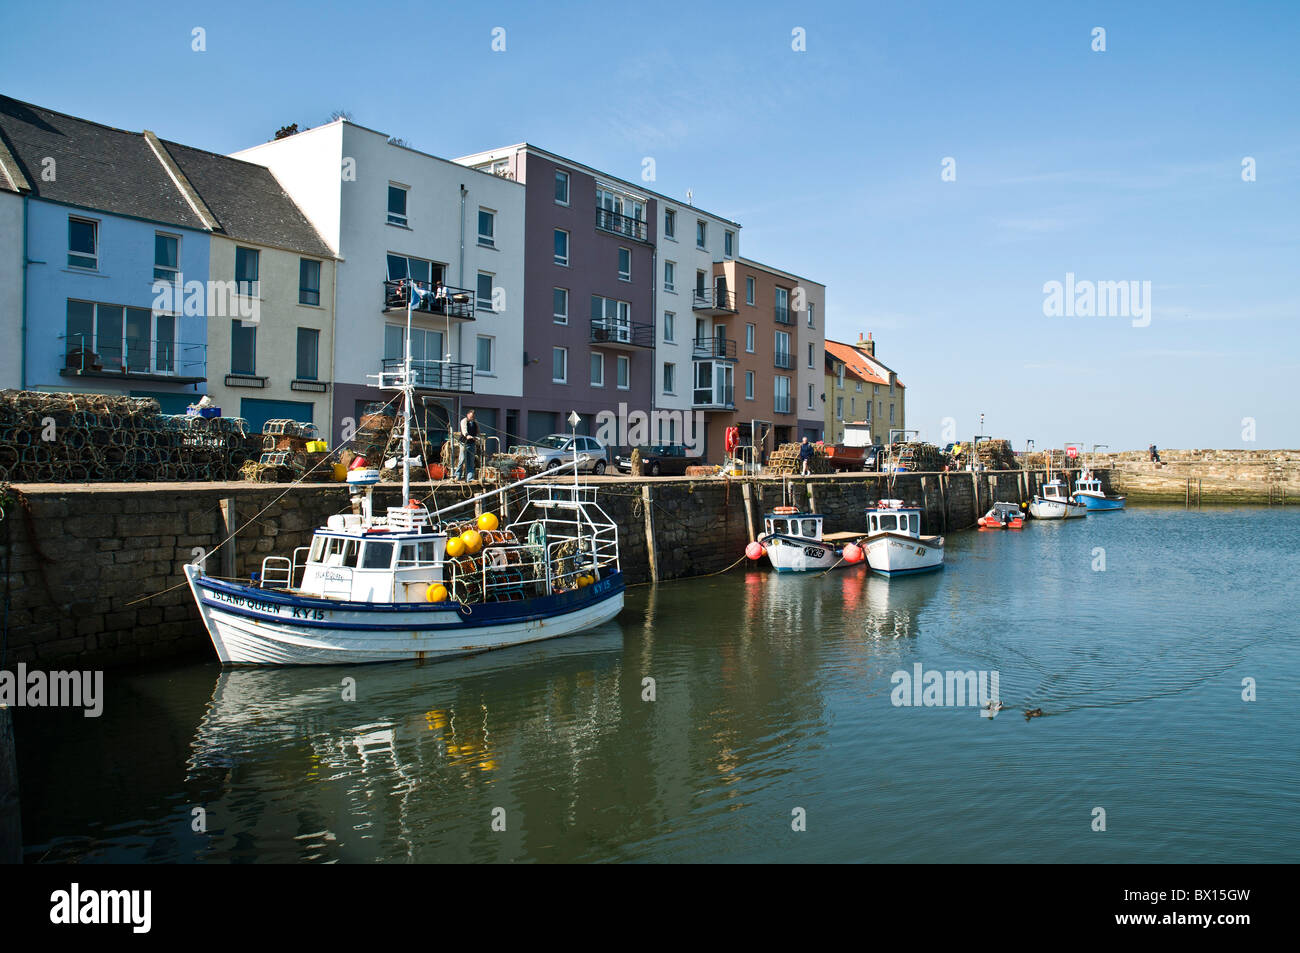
[
  {"left": 861, "top": 445, "right": 883, "bottom": 472},
  {"left": 614, "top": 445, "right": 702, "bottom": 476}
]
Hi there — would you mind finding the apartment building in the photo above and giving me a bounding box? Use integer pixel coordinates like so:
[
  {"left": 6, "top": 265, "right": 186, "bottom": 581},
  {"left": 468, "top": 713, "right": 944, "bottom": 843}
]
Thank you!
[
  {"left": 0, "top": 183, "right": 22, "bottom": 390},
  {"left": 824, "top": 334, "right": 906, "bottom": 445},
  {"left": 454, "top": 144, "right": 660, "bottom": 443},
  {"left": 235, "top": 122, "right": 526, "bottom": 448}
]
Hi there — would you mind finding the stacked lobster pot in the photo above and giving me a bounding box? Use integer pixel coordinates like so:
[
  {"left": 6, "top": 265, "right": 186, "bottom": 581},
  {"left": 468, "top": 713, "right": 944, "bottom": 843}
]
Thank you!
[{"left": 438, "top": 516, "right": 547, "bottom": 605}]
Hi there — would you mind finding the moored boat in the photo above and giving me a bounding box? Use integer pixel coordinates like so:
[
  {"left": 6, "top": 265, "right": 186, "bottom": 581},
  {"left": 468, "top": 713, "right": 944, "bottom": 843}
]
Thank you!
[
  {"left": 862, "top": 499, "right": 944, "bottom": 575},
  {"left": 1028, "top": 480, "right": 1088, "bottom": 520},
  {"left": 978, "top": 502, "right": 1025, "bottom": 529},
  {"left": 1071, "top": 475, "right": 1126, "bottom": 511},
  {"left": 748, "top": 506, "right": 863, "bottom": 572}
]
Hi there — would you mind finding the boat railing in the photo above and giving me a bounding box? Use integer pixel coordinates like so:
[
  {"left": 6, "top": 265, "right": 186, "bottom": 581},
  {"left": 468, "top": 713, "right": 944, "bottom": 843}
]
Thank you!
[
  {"left": 385, "top": 506, "right": 433, "bottom": 532},
  {"left": 260, "top": 556, "right": 293, "bottom": 590},
  {"left": 292, "top": 546, "right": 310, "bottom": 588}
]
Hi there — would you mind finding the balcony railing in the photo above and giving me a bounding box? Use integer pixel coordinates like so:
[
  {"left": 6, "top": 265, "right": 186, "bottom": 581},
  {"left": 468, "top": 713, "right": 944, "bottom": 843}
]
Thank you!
[
  {"left": 774, "top": 351, "right": 794, "bottom": 370},
  {"left": 383, "top": 279, "right": 475, "bottom": 320},
  {"left": 590, "top": 318, "right": 654, "bottom": 348},
  {"left": 60, "top": 333, "right": 206, "bottom": 384},
  {"left": 693, "top": 385, "right": 735, "bottom": 410},
  {"left": 691, "top": 287, "right": 738, "bottom": 314},
  {"left": 381, "top": 358, "right": 474, "bottom": 393},
  {"left": 774, "top": 396, "right": 792, "bottom": 415},
  {"left": 774, "top": 306, "right": 793, "bottom": 325},
  {"left": 692, "top": 338, "right": 737, "bottom": 361},
  {"left": 595, "top": 208, "right": 648, "bottom": 242}
]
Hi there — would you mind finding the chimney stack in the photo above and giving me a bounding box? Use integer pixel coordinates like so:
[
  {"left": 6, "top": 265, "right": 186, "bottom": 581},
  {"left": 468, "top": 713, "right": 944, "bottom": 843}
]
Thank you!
[{"left": 857, "top": 331, "right": 875, "bottom": 357}]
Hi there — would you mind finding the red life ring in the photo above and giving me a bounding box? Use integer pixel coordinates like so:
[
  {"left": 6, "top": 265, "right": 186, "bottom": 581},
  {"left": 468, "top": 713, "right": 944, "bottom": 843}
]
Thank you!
[{"left": 774, "top": 506, "right": 798, "bottom": 515}]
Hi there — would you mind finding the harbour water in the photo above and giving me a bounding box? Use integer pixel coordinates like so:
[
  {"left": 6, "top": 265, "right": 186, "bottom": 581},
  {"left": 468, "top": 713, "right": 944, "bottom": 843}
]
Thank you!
[{"left": 16, "top": 506, "right": 1299, "bottom": 863}]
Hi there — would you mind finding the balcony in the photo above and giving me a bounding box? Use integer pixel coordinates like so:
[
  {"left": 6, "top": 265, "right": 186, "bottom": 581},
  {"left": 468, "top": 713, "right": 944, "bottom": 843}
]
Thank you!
[
  {"left": 774, "top": 306, "right": 793, "bottom": 325},
  {"left": 692, "top": 338, "right": 737, "bottom": 361},
  {"left": 60, "top": 334, "right": 206, "bottom": 385},
  {"left": 590, "top": 318, "right": 654, "bottom": 349},
  {"left": 691, "top": 287, "right": 738, "bottom": 315},
  {"left": 383, "top": 279, "right": 475, "bottom": 320},
  {"left": 774, "top": 396, "right": 792, "bottom": 415},
  {"left": 774, "top": 351, "right": 794, "bottom": 370},
  {"left": 693, "top": 385, "right": 735, "bottom": 410},
  {"left": 380, "top": 358, "right": 474, "bottom": 394},
  {"left": 595, "top": 208, "right": 649, "bottom": 243}
]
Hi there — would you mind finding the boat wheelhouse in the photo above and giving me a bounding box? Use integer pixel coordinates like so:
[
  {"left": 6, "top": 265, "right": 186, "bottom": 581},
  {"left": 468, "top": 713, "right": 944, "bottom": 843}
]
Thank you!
[
  {"left": 1028, "top": 479, "right": 1087, "bottom": 520},
  {"left": 1071, "top": 475, "right": 1126, "bottom": 511},
  {"left": 862, "top": 499, "right": 944, "bottom": 575},
  {"left": 755, "top": 507, "right": 847, "bottom": 573}
]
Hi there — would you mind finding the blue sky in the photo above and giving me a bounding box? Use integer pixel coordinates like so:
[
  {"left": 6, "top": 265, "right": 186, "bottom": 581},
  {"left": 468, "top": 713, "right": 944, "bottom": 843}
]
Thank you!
[{"left": 4, "top": 0, "right": 1296, "bottom": 450}]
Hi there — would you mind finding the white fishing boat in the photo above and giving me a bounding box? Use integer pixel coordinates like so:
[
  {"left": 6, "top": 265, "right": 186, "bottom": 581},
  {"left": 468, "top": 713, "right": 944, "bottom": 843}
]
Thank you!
[
  {"left": 184, "top": 288, "right": 624, "bottom": 666},
  {"left": 750, "top": 506, "right": 863, "bottom": 572},
  {"left": 1029, "top": 480, "right": 1087, "bottom": 520},
  {"left": 862, "top": 500, "right": 944, "bottom": 576}
]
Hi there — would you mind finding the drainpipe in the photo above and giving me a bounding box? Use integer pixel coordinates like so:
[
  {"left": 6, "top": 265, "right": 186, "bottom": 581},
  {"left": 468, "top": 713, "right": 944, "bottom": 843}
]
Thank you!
[
  {"left": 327, "top": 257, "right": 338, "bottom": 444},
  {"left": 20, "top": 195, "right": 29, "bottom": 388},
  {"left": 458, "top": 184, "right": 466, "bottom": 366}
]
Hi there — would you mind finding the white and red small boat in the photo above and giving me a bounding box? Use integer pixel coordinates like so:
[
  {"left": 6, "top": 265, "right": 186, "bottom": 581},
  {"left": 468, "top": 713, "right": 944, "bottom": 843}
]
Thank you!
[{"left": 978, "top": 502, "right": 1025, "bottom": 529}]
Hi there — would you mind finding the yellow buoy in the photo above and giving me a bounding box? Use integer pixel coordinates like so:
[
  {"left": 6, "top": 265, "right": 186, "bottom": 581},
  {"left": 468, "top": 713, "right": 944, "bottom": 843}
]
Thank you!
[
  {"left": 460, "top": 529, "right": 483, "bottom": 554},
  {"left": 445, "top": 536, "right": 465, "bottom": 558},
  {"left": 576, "top": 575, "right": 590, "bottom": 588},
  {"left": 477, "top": 512, "right": 499, "bottom": 531},
  {"left": 426, "top": 583, "right": 448, "bottom": 603}
]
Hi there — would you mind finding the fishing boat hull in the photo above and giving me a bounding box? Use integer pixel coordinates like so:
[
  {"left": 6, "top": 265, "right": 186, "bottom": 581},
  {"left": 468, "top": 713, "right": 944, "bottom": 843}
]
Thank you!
[
  {"left": 1028, "top": 497, "right": 1087, "bottom": 520},
  {"left": 759, "top": 534, "right": 843, "bottom": 572},
  {"left": 1072, "top": 491, "right": 1126, "bottom": 511},
  {"left": 863, "top": 532, "right": 944, "bottom": 576},
  {"left": 185, "top": 565, "right": 625, "bottom": 665}
]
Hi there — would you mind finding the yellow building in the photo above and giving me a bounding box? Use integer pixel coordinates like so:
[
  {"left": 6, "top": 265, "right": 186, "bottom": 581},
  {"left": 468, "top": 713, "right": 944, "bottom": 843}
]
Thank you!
[{"left": 823, "top": 333, "right": 905, "bottom": 445}]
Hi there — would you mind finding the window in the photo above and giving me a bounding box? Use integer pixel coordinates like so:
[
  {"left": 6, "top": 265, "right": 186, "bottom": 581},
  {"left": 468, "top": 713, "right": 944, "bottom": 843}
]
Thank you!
[
  {"left": 837, "top": 364, "right": 844, "bottom": 387},
  {"left": 231, "top": 319, "right": 256, "bottom": 375},
  {"left": 745, "top": 323, "right": 755, "bottom": 352},
  {"left": 555, "top": 169, "right": 570, "bottom": 205},
  {"left": 591, "top": 296, "right": 632, "bottom": 341},
  {"left": 618, "top": 247, "right": 631, "bottom": 281},
  {"left": 385, "top": 324, "right": 443, "bottom": 366},
  {"left": 552, "top": 346, "right": 567, "bottom": 383},
  {"left": 590, "top": 352, "right": 604, "bottom": 386},
  {"left": 476, "top": 335, "right": 494, "bottom": 373},
  {"left": 663, "top": 362, "right": 675, "bottom": 393},
  {"left": 890, "top": 403, "right": 896, "bottom": 425},
  {"left": 808, "top": 302, "right": 816, "bottom": 327},
  {"left": 865, "top": 402, "right": 872, "bottom": 421},
  {"left": 477, "top": 208, "right": 495, "bottom": 247},
  {"left": 874, "top": 383, "right": 880, "bottom": 395},
  {"left": 296, "top": 328, "right": 319, "bottom": 380},
  {"left": 774, "top": 286, "right": 790, "bottom": 323},
  {"left": 386, "top": 253, "right": 436, "bottom": 287},
  {"left": 696, "top": 220, "right": 706, "bottom": 249},
  {"left": 362, "top": 541, "right": 394, "bottom": 570},
  {"left": 808, "top": 342, "right": 815, "bottom": 368},
  {"left": 724, "top": 230, "right": 734, "bottom": 257},
  {"left": 154, "top": 233, "right": 179, "bottom": 282},
  {"left": 857, "top": 381, "right": 863, "bottom": 392},
  {"left": 387, "top": 185, "right": 408, "bottom": 226},
  {"left": 745, "top": 370, "right": 755, "bottom": 400},
  {"left": 66, "top": 300, "right": 172, "bottom": 374},
  {"left": 68, "top": 217, "right": 97, "bottom": 269},
  {"left": 663, "top": 311, "right": 675, "bottom": 342},
  {"left": 851, "top": 397, "right": 855, "bottom": 415},
  {"left": 664, "top": 260, "right": 675, "bottom": 292},
  {"left": 554, "top": 229, "right": 569, "bottom": 266},
  {"left": 553, "top": 287, "right": 569, "bottom": 324},
  {"left": 746, "top": 276, "right": 755, "bottom": 305},
  {"left": 808, "top": 383, "right": 814, "bottom": 409},
  {"left": 477, "top": 272, "right": 494, "bottom": 311},
  {"left": 617, "top": 355, "right": 630, "bottom": 389},
  {"left": 775, "top": 330, "right": 791, "bottom": 367},
  {"left": 836, "top": 396, "right": 843, "bottom": 420},
  {"left": 596, "top": 188, "right": 645, "bottom": 238},
  {"left": 298, "top": 258, "right": 321, "bottom": 305},
  {"left": 235, "top": 247, "right": 259, "bottom": 297},
  {"left": 664, "top": 208, "right": 676, "bottom": 239}
]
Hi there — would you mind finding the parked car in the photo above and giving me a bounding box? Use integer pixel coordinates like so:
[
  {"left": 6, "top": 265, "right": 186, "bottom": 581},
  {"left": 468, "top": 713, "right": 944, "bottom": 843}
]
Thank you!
[
  {"left": 614, "top": 445, "right": 702, "bottom": 476},
  {"left": 511, "top": 434, "right": 609, "bottom": 474},
  {"left": 862, "top": 445, "right": 883, "bottom": 472}
]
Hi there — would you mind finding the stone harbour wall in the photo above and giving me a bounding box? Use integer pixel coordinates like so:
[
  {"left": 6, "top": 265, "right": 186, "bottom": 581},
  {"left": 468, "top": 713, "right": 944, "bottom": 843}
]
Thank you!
[{"left": 0, "top": 468, "right": 1104, "bottom": 669}]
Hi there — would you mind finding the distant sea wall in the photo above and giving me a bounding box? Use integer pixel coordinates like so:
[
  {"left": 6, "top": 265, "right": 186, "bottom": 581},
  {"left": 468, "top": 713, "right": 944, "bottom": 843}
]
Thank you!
[
  {"left": 1, "top": 468, "right": 1104, "bottom": 669},
  {"left": 1093, "top": 450, "right": 1299, "bottom": 504}
]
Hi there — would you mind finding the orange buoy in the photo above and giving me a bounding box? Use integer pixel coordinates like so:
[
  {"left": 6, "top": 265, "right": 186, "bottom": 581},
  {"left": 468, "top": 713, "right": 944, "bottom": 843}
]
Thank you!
[{"left": 774, "top": 506, "right": 797, "bottom": 515}]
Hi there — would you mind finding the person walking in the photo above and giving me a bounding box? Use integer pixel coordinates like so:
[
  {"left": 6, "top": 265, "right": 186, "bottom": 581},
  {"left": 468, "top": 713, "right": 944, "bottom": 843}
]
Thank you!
[
  {"left": 457, "top": 409, "right": 479, "bottom": 481},
  {"left": 798, "top": 436, "right": 814, "bottom": 476}
]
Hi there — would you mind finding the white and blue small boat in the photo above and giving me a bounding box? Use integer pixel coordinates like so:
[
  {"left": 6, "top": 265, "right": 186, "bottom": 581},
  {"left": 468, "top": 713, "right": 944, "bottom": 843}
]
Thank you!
[
  {"left": 862, "top": 500, "right": 944, "bottom": 576},
  {"left": 1029, "top": 480, "right": 1088, "bottom": 520},
  {"left": 1071, "top": 475, "right": 1125, "bottom": 511},
  {"left": 756, "top": 507, "right": 847, "bottom": 572}
]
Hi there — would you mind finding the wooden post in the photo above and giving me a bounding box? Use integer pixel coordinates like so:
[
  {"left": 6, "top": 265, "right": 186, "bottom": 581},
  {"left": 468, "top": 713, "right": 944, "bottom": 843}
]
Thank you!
[
  {"left": 742, "top": 481, "right": 757, "bottom": 543},
  {"left": 641, "top": 485, "right": 659, "bottom": 584},
  {"left": 807, "top": 482, "right": 817, "bottom": 514},
  {"left": 1198, "top": 478, "right": 1203, "bottom": 507},
  {"left": 0, "top": 706, "right": 19, "bottom": 864},
  {"left": 1186, "top": 477, "right": 1191, "bottom": 509},
  {"left": 938, "top": 472, "right": 949, "bottom": 533},
  {"left": 971, "top": 471, "right": 980, "bottom": 526},
  {"left": 220, "top": 497, "right": 237, "bottom": 579}
]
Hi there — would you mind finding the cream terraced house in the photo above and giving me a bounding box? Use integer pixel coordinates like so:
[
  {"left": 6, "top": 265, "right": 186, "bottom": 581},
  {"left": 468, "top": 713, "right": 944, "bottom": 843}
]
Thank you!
[{"left": 158, "top": 140, "right": 337, "bottom": 432}]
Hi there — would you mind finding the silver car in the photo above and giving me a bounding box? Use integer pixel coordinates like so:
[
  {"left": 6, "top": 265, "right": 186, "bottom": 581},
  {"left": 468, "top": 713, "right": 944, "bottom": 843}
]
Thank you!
[{"left": 511, "top": 434, "right": 609, "bottom": 474}]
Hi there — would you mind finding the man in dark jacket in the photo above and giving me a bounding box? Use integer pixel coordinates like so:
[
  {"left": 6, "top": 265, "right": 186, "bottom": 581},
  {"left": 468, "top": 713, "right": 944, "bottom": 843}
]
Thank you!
[
  {"left": 456, "top": 410, "right": 479, "bottom": 481},
  {"left": 799, "top": 436, "right": 814, "bottom": 476}
]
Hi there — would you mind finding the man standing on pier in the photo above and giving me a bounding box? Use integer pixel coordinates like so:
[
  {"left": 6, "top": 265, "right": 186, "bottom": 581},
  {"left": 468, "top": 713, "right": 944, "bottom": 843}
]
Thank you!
[
  {"left": 799, "top": 436, "right": 814, "bottom": 476},
  {"left": 456, "top": 409, "right": 479, "bottom": 481}
]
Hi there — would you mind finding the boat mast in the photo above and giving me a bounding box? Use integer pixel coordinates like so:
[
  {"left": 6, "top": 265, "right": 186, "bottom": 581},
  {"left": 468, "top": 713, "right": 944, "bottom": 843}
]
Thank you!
[{"left": 402, "top": 285, "right": 413, "bottom": 504}]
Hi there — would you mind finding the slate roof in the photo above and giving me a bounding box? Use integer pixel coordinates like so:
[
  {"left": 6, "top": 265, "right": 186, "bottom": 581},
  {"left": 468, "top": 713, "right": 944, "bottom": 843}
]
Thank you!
[
  {"left": 0, "top": 95, "right": 207, "bottom": 230},
  {"left": 161, "top": 140, "right": 333, "bottom": 258}
]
